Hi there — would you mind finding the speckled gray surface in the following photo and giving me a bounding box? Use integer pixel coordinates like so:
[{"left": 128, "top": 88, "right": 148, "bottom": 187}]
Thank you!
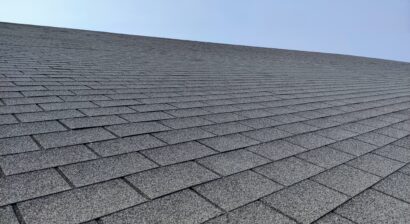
[{"left": 1, "top": 22, "right": 410, "bottom": 223}]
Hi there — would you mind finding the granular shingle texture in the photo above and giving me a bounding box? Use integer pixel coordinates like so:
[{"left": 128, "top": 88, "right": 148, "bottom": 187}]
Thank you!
[{"left": 1, "top": 22, "right": 410, "bottom": 223}]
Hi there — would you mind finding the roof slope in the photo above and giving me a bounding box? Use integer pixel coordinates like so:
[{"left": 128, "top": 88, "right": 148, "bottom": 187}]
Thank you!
[{"left": 1, "top": 22, "right": 410, "bottom": 224}]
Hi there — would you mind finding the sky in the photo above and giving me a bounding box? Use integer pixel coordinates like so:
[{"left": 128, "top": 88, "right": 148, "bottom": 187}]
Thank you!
[{"left": 0, "top": 0, "right": 409, "bottom": 62}]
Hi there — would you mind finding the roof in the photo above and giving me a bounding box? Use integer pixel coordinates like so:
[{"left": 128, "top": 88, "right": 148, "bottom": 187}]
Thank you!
[{"left": 0, "top": 22, "right": 410, "bottom": 224}]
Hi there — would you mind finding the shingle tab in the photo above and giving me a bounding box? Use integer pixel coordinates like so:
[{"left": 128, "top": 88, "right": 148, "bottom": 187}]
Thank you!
[
  {"left": 263, "top": 180, "right": 348, "bottom": 224},
  {"left": 87, "top": 134, "right": 165, "bottom": 157},
  {"left": 0, "top": 145, "right": 97, "bottom": 175},
  {"left": 0, "top": 136, "right": 40, "bottom": 155},
  {"left": 34, "top": 127, "right": 116, "bottom": 148},
  {"left": 153, "top": 127, "right": 215, "bottom": 144},
  {"left": 0, "top": 169, "right": 70, "bottom": 206},
  {"left": 126, "top": 161, "right": 219, "bottom": 198},
  {"left": 254, "top": 157, "right": 324, "bottom": 186},
  {"left": 195, "top": 171, "right": 282, "bottom": 211},
  {"left": 197, "top": 149, "right": 269, "bottom": 176},
  {"left": 199, "top": 133, "right": 260, "bottom": 152},
  {"left": 16, "top": 109, "right": 85, "bottom": 122},
  {"left": 0, "top": 206, "right": 19, "bottom": 224},
  {"left": 101, "top": 190, "right": 222, "bottom": 224},
  {"left": 335, "top": 189, "right": 410, "bottom": 223},
  {"left": 59, "top": 152, "right": 157, "bottom": 186},
  {"left": 60, "top": 115, "right": 127, "bottom": 129},
  {"left": 312, "top": 164, "right": 380, "bottom": 196},
  {"left": 247, "top": 140, "right": 307, "bottom": 161},
  {"left": 0, "top": 121, "right": 66, "bottom": 139},
  {"left": 18, "top": 179, "right": 146, "bottom": 224},
  {"left": 347, "top": 153, "right": 404, "bottom": 177},
  {"left": 205, "top": 201, "right": 296, "bottom": 224},
  {"left": 141, "top": 141, "right": 216, "bottom": 165},
  {"left": 106, "top": 121, "right": 170, "bottom": 137}
]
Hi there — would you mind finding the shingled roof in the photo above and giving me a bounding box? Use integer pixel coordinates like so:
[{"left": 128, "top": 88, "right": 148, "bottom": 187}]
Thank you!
[{"left": 1, "top": 22, "right": 410, "bottom": 224}]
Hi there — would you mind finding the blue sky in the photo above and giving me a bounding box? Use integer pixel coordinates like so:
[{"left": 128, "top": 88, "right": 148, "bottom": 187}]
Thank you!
[{"left": 1, "top": 0, "right": 409, "bottom": 62}]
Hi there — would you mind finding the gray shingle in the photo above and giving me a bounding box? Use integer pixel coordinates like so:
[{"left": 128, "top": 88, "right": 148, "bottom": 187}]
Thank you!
[
  {"left": 347, "top": 153, "right": 404, "bottom": 177},
  {"left": 18, "top": 179, "right": 146, "bottom": 224},
  {"left": 101, "top": 189, "right": 221, "bottom": 224},
  {"left": 0, "top": 114, "right": 17, "bottom": 125},
  {"left": 126, "top": 161, "right": 219, "bottom": 198},
  {"left": 241, "top": 127, "right": 292, "bottom": 142},
  {"left": 34, "top": 127, "right": 116, "bottom": 148},
  {"left": 297, "top": 146, "right": 355, "bottom": 168},
  {"left": 202, "top": 122, "right": 253, "bottom": 135},
  {"left": 0, "top": 169, "right": 70, "bottom": 206},
  {"left": 106, "top": 121, "right": 170, "bottom": 137},
  {"left": 354, "top": 132, "right": 396, "bottom": 146},
  {"left": 373, "top": 144, "right": 410, "bottom": 162},
  {"left": 329, "top": 138, "right": 377, "bottom": 156},
  {"left": 93, "top": 99, "right": 140, "bottom": 107},
  {"left": 16, "top": 109, "right": 85, "bottom": 122},
  {"left": 0, "top": 206, "right": 19, "bottom": 224},
  {"left": 286, "top": 133, "right": 336, "bottom": 150},
  {"left": 375, "top": 126, "right": 410, "bottom": 139},
  {"left": 39, "top": 101, "right": 98, "bottom": 111},
  {"left": 263, "top": 180, "right": 348, "bottom": 224},
  {"left": 335, "top": 189, "right": 410, "bottom": 223},
  {"left": 197, "top": 149, "right": 269, "bottom": 176},
  {"left": 120, "top": 111, "right": 174, "bottom": 122},
  {"left": 199, "top": 133, "right": 260, "bottom": 152},
  {"left": 131, "top": 103, "right": 176, "bottom": 112},
  {"left": 205, "top": 201, "right": 296, "bottom": 224},
  {"left": 0, "top": 104, "right": 42, "bottom": 114},
  {"left": 373, "top": 172, "right": 410, "bottom": 203},
  {"left": 238, "top": 117, "right": 283, "bottom": 129},
  {"left": 314, "top": 127, "right": 358, "bottom": 140},
  {"left": 393, "top": 135, "right": 410, "bottom": 149},
  {"left": 153, "top": 127, "right": 215, "bottom": 144},
  {"left": 195, "top": 171, "right": 282, "bottom": 211},
  {"left": 277, "top": 123, "right": 319, "bottom": 134},
  {"left": 201, "top": 112, "right": 246, "bottom": 123},
  {"left": 312, "top": 165, "right": 380, "bottom": 196},
  {"left": 60, "top": 115, "right": 127, "bottom": 129},
  {"left": 247, "top": 140, "right": 307, "bottom": 161},
  {"left": 0, "top": 136, "right": 40, "bottom": 155},
  {"left": 254, "top": 157, "right": 324, "bottom": 186},
  {"left": 159, "top": 117, "right": 214, "bottom": 129},
  {"left": 141, "top": 141, "right": 216, "bottom": 165},
  {"left": 3, "top": 96, "right": 62, "bottom": 105},
  {"left": 0, "top": 145, "right": 97, "bottom": 175},
  {"left": 60, "top": 152, "right": 157, "bottom": 186},
  {"left": 0, "top": 121, "right": 66, "bottom": 139},
  {"left": 79, "top": 106, "right": 135, "bottom": 116},
  {"left": 87, "top": 134, "right": 165, "bottom": 157},
  {"left": 166, "top": 108, "right": 210, "bottom": 117},
  {"left": 314, "top": 213, "right": 355, "bottom": 224}
]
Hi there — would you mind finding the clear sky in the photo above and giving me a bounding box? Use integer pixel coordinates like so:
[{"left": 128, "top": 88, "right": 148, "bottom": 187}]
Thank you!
[{"left": 1, "top": 0, "right": 409, "bottom": 62}]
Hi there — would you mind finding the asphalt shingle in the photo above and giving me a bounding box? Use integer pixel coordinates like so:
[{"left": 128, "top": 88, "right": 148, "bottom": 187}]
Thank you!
[
  {"left": 33, "top": 127, "right": 116, "bottom": 148},
  {"left": 312, "top": 164, "right": 380, "bottom": 196},
  {"left": 194, "top": 170, "right": 282, "bottom": 211},
  {"left": 59, "top": 152, "right": 157, "bottom": 186},
  {"left": 87, "top": 134, "right": 165, "bottom": 157},
  {"left": 0, "top": 169, "right": 70, "bottom": 206},
  {"left": 0, "top": 145, "right": 97, "bottom": 175},
  {"left": 18, "top": 179, "right": 146, "bottom": 224},
  {"left": 263, "top": 180, "right": 348, "bottom": 224},
  {"left": 126, "top": 161, "right": 219, "bottom": 198},
  {"left": 141, "top": 141, "right": 216, "bottom": 165},
  {"left": 0, "top": 136, "right": 40, "bottom": 155},
  {"left": 335, "top": 189, "right": 410, "bottom": 223},
  {"left": 254, "top": 157, "right": 324, "bottom": 186},
  {"left": 197, "top": 149, "right": 269, "bottom": 176}
]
